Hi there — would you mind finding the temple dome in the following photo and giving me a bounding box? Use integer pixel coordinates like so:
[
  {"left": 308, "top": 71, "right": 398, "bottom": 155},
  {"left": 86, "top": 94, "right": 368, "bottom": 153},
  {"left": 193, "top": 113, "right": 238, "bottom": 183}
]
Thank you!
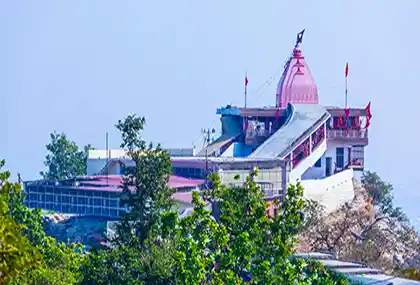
[{"left": 276, "top": 46, "right": 318, "bottom": 108}]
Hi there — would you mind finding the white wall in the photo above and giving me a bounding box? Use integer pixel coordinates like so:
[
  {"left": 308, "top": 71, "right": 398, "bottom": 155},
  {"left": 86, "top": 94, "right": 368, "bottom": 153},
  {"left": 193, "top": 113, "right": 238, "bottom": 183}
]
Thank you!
[
  {"left": 301, "top": 155, "right": 326, "bottom": 180},
  {"left": 220, "top": 143, "right": 235, "bottom": 157},
  {"left": 300, "top": 168, "right": 355, "bottom": 214},
  {"left": 324, "top": 140, "right": 352, "bottom": 172},
  {"left": 301, "top": 140, "right": 364, "bottom": 180}
]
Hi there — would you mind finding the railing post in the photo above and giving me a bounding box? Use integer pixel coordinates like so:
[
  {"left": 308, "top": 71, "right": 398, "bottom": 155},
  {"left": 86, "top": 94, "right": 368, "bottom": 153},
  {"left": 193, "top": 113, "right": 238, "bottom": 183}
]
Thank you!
[{"left": 309, "top": 133, "right": 312, "bottom": 154}]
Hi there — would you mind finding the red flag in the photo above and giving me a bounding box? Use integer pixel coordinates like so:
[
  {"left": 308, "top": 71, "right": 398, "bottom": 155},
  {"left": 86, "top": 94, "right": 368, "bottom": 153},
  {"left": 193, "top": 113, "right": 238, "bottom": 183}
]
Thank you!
[
  {"left": 245, "top": 75, "right": 249, "bottom": 86},
  {"left": 344, "top": 108, "right": 350, "bottom": 120},
  {"left": 345, "top": 63, "right": 349, "bottom": 78},
  {"left": 243, "top": 118, "right": 248, "bottom": 131},
  {"left": 365, "top": 102, "right": 372, "bottom": 119},
  {"left": 275, "top": 107, "right": 281, "bottom": 119},
  {"left": 363, "top": 102, "right": 372, "bottom": 129},
  {"left": 365, "top": 118, "right": 371, "bottom": 129},
  {"left": 338, "top": 116, "right": 343, "bottom": 128}
]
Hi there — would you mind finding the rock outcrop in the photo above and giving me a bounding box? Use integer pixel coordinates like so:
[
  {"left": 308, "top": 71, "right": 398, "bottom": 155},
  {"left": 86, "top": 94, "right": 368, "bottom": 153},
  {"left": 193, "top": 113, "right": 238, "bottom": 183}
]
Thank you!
[{"left": 297, "top": 179, "right": 420, "bottom": 274}]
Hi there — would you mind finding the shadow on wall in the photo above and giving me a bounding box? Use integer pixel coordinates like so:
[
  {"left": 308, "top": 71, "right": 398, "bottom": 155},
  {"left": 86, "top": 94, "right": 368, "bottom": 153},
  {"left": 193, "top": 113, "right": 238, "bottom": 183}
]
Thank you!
[{"left": 300, "top": 169, "right": 355, "bottom": 214}]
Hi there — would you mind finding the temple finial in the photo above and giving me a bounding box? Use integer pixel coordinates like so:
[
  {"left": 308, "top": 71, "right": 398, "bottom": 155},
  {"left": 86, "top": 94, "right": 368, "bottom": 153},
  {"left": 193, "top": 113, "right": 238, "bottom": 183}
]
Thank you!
[{"left": 295, "top": 29, "right": 305, "bottom": 47}]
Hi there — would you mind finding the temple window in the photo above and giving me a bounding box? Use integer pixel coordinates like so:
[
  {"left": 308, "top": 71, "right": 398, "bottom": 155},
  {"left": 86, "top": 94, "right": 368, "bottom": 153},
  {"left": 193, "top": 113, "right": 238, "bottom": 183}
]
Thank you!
[
  {"left": 350, "top": 146, "right": 364, "bottom": 166},
  {"left": 336, "top": 148, "right": 344, "bottom": 169}
]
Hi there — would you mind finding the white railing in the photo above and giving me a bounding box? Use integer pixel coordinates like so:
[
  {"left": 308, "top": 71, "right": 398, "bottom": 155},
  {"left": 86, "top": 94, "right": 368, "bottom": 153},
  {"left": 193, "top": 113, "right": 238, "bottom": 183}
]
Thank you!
[
  {"left": 327, "top": 129, "right": 368, "bottom": 140},
  {"left": 289, "top": 139, "right": 327, "bottom": 183}
]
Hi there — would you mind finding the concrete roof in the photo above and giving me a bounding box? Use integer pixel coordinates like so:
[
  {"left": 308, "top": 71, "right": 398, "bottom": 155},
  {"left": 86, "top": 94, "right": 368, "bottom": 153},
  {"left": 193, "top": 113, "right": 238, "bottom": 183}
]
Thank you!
[
  {"left": 250, "top": 103, "right": 330, "bottom": 158},
  {"left": 25, "top": 175, "right": 205, "bottom": 193}
]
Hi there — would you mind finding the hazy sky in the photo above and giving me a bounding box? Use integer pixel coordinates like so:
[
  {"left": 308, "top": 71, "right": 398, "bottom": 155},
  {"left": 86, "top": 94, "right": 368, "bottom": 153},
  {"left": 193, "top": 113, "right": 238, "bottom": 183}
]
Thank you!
[{"left": 1, "top": 1, "right": 419, "bottom": 226}]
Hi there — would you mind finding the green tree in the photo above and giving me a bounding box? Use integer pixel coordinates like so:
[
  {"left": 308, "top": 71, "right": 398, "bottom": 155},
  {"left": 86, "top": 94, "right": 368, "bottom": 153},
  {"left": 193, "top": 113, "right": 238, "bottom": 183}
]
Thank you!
[
  {"left": 1, "top": 159, "right": 85, "bottom": 285},
  {"left": 0, "top": 160, "right": 42, "bottom": 284},
  {"left": 170, "top": 169, "right": 350, "bottom": 284},
  {"left": 361, "top": 171, "right": 408, "bottom": 222},
  {"left": 40, "top": 132, "right": 92, "bottom": 181},
  {"left": 81, "top": 115, "right": 177, "bottom": 284},
  {"left": 114, "top": 114, "right": 174, "bottom": 248},
  {"left": 299, "top": 198, "right": 325, "bottom": 232}
]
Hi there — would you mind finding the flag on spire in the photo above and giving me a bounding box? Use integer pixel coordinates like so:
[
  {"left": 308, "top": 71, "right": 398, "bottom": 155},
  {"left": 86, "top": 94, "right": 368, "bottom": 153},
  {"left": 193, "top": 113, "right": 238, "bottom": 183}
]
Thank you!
[
  {"left": 245, "top": 75, "right": 249, "bottom": 86},
  {"left": 345, "top": 63, "right": 349, "bottom": 78}
]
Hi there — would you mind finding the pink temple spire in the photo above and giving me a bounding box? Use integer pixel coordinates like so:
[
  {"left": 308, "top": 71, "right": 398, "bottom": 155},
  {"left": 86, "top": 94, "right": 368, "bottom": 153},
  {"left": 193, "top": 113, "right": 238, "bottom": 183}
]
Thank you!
[{"left": 276, "top": 31, "right": 318, "bottom": 108}]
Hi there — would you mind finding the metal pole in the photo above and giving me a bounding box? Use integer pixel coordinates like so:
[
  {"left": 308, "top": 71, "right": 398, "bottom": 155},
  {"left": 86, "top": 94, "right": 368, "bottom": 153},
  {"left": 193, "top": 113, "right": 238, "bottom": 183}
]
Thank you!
[
  {"left": 205, "top": 129, "right": 210, "bottom": 175},
  {"left": 205, "top": 147, "right": 208, "bottom": 176}
]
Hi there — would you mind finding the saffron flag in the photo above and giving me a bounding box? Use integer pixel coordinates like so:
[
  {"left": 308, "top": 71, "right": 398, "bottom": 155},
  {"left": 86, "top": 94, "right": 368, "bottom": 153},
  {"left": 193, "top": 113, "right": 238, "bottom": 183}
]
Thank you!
[
  {"left": 345, "top": 63, "right": 349, "bottom": 78},
  {"left": 245, "top": 75, "right": 249, "bottom": 86}
]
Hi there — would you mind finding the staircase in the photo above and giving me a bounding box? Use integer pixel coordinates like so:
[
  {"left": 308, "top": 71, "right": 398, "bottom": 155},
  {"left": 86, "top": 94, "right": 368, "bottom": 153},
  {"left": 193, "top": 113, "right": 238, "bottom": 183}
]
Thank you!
[{"left": 289, "top": 138, "right": 327, "bottom": 183}]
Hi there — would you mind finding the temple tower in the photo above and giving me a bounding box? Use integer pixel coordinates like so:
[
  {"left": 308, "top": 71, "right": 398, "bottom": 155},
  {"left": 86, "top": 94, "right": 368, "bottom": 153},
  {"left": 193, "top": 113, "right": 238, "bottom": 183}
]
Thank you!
[{"left": 276, "top": 33, "right": 318, "bottom": 108}]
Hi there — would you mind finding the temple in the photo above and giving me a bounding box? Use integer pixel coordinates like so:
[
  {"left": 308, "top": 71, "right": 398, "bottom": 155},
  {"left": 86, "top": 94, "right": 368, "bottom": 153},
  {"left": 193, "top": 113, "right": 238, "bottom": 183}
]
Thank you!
[
  {"left": 24, "top": 31, "right": 372, "bottom": 217},
  {"left": 195, "top": 32, "right": 371, "bottom": 182}
]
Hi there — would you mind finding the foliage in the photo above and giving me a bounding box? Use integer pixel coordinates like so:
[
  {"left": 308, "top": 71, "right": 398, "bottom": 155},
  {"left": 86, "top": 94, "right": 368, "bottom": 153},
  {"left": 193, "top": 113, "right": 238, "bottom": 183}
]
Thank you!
[
  {"left": 361, "top": 171, "right": 408, "bottom": 223},
  {"left": 1, "top": 159, "right": 85, "bottom": 285},
  {"left": 0, "top": 160, "right": 42, "bottom": 284},
  {"left": 299, "top": 198, "right": 325, "bottom": 232},
  {"left": 40, "top": 132, "right": 92, "bottom": 181},
  {"left": 114, "top": 114, "right": 174, "bottom": 249},
  {"left": 81, "top": 239, "right": 177, "bottom": 285},
  {"left": 167, "top": 169, "right": 351, "bottom": 284},
  {"left": 81, "top": 114, "right": 177, "bottom": 284}
]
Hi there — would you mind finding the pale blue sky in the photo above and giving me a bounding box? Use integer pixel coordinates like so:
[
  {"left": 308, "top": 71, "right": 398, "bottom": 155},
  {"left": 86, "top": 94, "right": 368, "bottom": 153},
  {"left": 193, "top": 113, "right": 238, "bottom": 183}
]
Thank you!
[{"left": 1, "top": 1, "right": 419, "bottom": 226}]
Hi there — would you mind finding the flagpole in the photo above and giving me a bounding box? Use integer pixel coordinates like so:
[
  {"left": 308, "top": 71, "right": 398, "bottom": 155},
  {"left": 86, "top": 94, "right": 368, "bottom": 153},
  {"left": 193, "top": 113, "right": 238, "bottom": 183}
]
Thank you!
[
  {"left": 345, "top": 76, "right": 348, "bottom": 108},
  {"left": 244, "top": 69, "right": 248, "bottom": 108},
  {"left": 344, "top": 63, "right": 349, "bottom": 108}
]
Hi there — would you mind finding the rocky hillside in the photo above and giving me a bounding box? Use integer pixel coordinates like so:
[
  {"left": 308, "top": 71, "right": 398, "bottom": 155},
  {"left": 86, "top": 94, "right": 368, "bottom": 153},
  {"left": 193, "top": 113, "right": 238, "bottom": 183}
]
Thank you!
[{"left": 297, "top": 178, "right": 420, "bottom": 274}]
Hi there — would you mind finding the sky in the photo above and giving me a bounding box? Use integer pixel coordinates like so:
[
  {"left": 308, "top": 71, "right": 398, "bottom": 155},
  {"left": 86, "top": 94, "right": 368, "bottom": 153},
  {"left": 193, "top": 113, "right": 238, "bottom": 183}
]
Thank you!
[{"left": 1, "top": 0, "right": 419, "bottom": 226}]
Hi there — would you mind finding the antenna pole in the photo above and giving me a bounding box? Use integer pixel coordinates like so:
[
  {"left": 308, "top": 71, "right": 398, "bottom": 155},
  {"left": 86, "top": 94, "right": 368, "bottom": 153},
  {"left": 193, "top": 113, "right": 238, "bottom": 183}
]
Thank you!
[
  {"left": 106, "top": 132, "right": 109, "bottom": 186},
  {"left": 202, "top": 128, "right": 215, "bottom": 178}
]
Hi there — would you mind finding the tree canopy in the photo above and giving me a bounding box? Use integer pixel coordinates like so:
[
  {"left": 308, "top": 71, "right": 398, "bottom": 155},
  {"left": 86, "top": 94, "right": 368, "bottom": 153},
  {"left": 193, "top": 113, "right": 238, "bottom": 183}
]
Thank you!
[
  {"left": 40, "top": 131, "right": 92, "bottom": 181},
  {"left": 1, "top": 159, "right": 85, "bottom": 285},
  {"left": 0, "top": 160, "right": 42, "bottom": 284}
]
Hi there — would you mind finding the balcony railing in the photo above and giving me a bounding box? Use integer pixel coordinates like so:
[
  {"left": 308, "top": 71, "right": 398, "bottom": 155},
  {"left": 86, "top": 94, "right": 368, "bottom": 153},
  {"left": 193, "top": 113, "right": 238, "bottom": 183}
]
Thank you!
[{"left": 327, "top": 129, "right": 368, "bottom": 140}]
